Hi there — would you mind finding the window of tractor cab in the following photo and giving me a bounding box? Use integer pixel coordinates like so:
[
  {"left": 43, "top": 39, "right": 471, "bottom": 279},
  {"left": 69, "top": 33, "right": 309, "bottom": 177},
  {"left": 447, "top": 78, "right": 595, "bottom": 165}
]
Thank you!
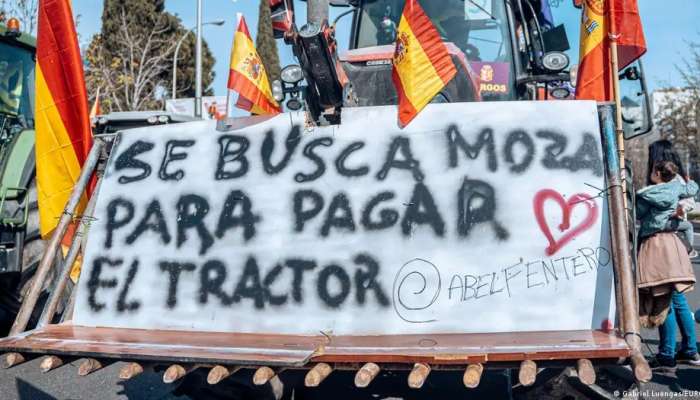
[
  {"left": 354, "top": 0, "right": 515, "bottom": 100},
  {"left": 0, "top": 41, "right": 35, "bottom": 125}
]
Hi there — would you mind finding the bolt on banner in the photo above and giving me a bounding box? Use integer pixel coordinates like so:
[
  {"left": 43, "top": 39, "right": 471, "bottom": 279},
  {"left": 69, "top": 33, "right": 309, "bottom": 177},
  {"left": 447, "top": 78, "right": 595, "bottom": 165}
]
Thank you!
[{"left": 74, "top": 101, "right": 615, "bottom": 335}]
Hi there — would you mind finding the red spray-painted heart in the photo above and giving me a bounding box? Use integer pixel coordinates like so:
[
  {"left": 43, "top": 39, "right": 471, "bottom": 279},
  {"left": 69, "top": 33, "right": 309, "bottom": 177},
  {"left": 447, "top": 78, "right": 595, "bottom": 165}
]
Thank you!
[{"left": 533, "top": 189, "right": 599, "bottom": 256}]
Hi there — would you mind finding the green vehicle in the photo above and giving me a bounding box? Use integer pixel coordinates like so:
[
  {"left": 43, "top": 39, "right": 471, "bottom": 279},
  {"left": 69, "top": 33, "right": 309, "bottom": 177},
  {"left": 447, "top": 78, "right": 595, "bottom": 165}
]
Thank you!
[{"left": 0, "top": 20, "right": 43, "bottom": 335}]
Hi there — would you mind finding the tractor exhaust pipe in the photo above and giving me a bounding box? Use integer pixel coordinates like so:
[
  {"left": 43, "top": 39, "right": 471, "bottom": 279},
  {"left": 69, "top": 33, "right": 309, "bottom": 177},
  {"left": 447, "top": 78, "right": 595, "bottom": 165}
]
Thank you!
[{"left": 307, "top": 0, "right": 329, "bottom": 26}]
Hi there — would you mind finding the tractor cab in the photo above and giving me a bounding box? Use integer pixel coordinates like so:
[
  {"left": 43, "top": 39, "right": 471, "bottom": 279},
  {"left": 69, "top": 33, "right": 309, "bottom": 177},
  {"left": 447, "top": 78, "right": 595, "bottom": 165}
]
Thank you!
[
  {"left": 0, "top": 19, "right": 37, "bottom": 276},
  {"left": 277, "top": 0, "right": 651, "bottom": 137}
]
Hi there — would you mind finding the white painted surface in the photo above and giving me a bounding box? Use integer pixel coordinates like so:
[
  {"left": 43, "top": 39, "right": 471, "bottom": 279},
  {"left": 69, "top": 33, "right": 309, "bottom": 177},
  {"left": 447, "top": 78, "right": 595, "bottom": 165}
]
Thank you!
[{"left": 74, "top": 101, "right": 616, "bottom": 335}]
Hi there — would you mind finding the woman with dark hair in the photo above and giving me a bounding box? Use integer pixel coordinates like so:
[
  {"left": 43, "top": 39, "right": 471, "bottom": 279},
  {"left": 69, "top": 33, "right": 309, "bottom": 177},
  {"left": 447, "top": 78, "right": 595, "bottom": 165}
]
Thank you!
[
  {"left": 641, "top": 140, "right": 700, "bottom": 368},
  {"left": 648, "top": 140, "right": 688, "bottom": 185}
]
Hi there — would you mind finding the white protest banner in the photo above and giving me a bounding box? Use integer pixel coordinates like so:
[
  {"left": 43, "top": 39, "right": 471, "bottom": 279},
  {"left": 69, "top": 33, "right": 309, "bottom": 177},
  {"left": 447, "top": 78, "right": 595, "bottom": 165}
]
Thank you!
[{"left": 74, "top": 101, "right": 615, "bottom": 335}]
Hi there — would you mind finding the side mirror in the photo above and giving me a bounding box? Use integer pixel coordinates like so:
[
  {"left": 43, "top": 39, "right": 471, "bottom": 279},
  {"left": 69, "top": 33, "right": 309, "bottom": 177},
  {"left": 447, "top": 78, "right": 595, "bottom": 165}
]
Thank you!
[{"left": 619, "top": 60, "right": 653, "bottom": 140}]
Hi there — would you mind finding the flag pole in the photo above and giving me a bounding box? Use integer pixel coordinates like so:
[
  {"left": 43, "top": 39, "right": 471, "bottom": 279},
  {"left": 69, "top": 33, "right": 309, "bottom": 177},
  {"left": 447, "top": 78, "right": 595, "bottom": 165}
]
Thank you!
[{"left": 609, "top": 32, "right": 627, "bottom": 211}]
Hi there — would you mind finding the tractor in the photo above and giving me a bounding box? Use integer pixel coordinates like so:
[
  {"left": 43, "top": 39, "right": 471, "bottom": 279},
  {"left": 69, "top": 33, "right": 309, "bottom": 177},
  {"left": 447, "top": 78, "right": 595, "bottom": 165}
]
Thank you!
[{"left": 0, "top": 18, "right": 42, "bottom": 336}]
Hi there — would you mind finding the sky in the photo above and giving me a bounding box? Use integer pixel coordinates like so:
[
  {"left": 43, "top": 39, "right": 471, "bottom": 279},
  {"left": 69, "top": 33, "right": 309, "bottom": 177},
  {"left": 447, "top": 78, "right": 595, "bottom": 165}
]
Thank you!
[{"left": 70, "top": 0, "right": 700, "bottom": 97}]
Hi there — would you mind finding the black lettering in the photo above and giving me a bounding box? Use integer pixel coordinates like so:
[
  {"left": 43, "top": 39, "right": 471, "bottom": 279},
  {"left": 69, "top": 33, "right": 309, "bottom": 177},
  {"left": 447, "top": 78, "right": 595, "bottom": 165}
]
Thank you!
[
  {"left": 87, "top": 257, "right": 120, "bottom": 312},
  {"left": 176, "top": 194, "right": 214, "bottom": 255},
  {"left": 216, "top": 135, "right": 249, "bottom": 180},
  {"left": 448, "top": 275, "right": 463, "bottom": 300},
  {"left": 489, "top": 272, "right": 505, "bottom": 295},
  {"left": 457, "top": 177, "right": 509, "bottom": 240},
  {"left": 125, "top": 200, "right": 171, "bottom": 246},
  {"left": 317, "top": 264, "right": 351, "bottom": 308},
  {"left": 596, "top": 247, "right": 612, "bottom": 267},
  {"left": 335, "top": 141, "right": 369, "bottom": 177},
  {"left": 261, "top": 126, "right": 302, "bottom": 174},
  {"left": 463, "top": 274, "right": 478, "bottom": 300},
  {"left": 474, "top": 274, "right": 491, "bottom": 299},
  {"left": 542, "top": 260, "right": 558, "bottom": 283},
  {"left": 117, "top": 259, "right": 141, "bottom": 312},
  {"left": 401, "top": 183, "right": 445, "bottom": 237},
  {"left": 353, "top": 253, "right": 390, "bottom": 306},
  {"left": 526, "top": 262, "right": 545, "bottom": 288},
  {"left": 199, "top": 260, "right": 232, "bottom": 305},
  {"left": 286, "top": 259, "right": 316, "bottom": 303},
  {"left": 293, "top": 190, "right": 324, "bottom": 232},
  {"left": 571, "top": 256, "right": 586, "bottom": 276},
  {"left": 320, "top": 193, "right": 356, "bottom": 237},
  {"left": 361, "top": 191, "right": 399, "bottom": 230},
  {"left": 232, "top": 257, "right": 265, "bottom": 309},
  {"left": 537, "top": 130, "right": 568, "bottom": 170},
  {"left": 295, "top": 137, "right": 333, "bottom": 183},
  {"left": 159, "top": 140, "right": 195, "bottom": 181},
  {"left": 568, "top": 133, "right": 603, "bottom": 177},
  {"left": 446, "top": 125, "right": 497, "bottom": 172},
  {"left": 114, "top": 140, "right": 154, "bottom": 184},
  {"left": 503, "top": 130, "right": 535, "bottom": 173},
  {"left": 215, "top": 190, "right": 260, "bottom": 241},
  {"left": 105, "top": 198, "right": 135, "bottom": 248},
  {"left": 263, "top": 264, "right": 288, "bottom": 306},
  {"left": 503, "top": 263, "right": 522, "bottom": 297},
  {"left": 159, "top": 261, "right": 196, "bottom": 309},
  {"left": 376, "top": 136, "right": 424, "bottom": 182},
  {"left": 578, "top": 247, "right": 598, "bottom": 271}
]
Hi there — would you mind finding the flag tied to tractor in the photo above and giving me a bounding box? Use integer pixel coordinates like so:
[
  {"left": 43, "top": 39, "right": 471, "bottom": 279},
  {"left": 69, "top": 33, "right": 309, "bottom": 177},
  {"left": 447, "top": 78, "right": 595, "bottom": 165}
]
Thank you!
[
  {"left": 391, "top": 0, "right": 456, "bottom": 127},
  {"left": 575, "top": 0, "right": 646, "bottom": 101},
  {"left": 35, "top": 0, "right": 93, "bottom": 238},
  {"left": 228, "top": 14, "right": 281, "bottom": 115}
]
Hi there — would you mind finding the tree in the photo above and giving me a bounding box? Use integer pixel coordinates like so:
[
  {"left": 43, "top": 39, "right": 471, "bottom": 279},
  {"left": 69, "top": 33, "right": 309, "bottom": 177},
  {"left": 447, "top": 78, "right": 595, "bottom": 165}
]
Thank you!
[
  {"left": 256, "top": 0, "right": 281, "bottom": 82},
  {"left": 84, "top": 0, "right": 215, "bottom": 112},
  {"left": 0, "top": 0, "right": 38, "bottom": 36},
  {"left": 653, "top": 39, "right": 700, "bottom": 179}
]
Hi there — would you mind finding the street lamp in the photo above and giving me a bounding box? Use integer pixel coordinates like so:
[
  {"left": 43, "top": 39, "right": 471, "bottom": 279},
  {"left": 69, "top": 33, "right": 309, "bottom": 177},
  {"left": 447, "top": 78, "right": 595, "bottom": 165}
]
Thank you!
[{"left": 171, "top": 19, "right": 224, "bottom": 101}]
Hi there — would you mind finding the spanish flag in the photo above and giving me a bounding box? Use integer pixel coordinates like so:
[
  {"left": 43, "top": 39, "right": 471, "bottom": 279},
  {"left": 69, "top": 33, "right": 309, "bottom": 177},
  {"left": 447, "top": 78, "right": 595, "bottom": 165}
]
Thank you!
[
  {"left": 391, "top": 0, "right": 456, "bottom": 127},
  {"left": 228, "top": 14, "right": 281, "bottom": 115},
  {"left": 575, "top": 0, "right": 646, "bottom": 101},
  {"left": 35, "top": 0, "right": 93, "bottom": 238}
]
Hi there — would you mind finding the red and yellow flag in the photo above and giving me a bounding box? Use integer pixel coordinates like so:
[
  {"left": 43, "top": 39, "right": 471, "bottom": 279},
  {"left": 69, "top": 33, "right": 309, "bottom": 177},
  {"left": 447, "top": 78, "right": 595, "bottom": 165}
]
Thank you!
[
  {"left": 227, "top": 14, "right": 280, "bottom": 115},
  {"left": 575, "top": 0, "right": 610, "bottom": 101},
  {"left": 391, "top": 0, "right": 456, "bottom": 127},
  {"left": 35, "top": 0, "right": 93, "bottom": 238},
  {"left": 575, "top": 0, "right": 646, "bottom": 101},
  {"left": 609, "top": 0, "right": 646, "bottom": 70}
]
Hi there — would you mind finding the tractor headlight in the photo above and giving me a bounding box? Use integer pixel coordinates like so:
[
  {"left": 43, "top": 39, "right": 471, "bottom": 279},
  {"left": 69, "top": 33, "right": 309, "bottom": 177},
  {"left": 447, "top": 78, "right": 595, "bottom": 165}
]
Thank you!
[
  {"left": 286, "top": 98, "right": 303, "bottom": 111},
  {"left": 272, "top": 80, "right": 284, "bottom": 102},
  {"left": 281, "top": 65, "right": 304, "bottom": 85},
  {"left": 542, "top": 52, "right": 569, "bottom": 72}
]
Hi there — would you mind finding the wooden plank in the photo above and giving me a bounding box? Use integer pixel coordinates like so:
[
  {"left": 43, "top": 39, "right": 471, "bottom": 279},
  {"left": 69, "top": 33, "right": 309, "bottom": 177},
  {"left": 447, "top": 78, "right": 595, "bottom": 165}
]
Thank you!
[
  {"left": 315, "top": 330, "right": 630, "bottom": 363},
  {"left": 0, "top": 325, "right": 630, "bottom": 366},
  {"left": 0, "top": 325, "right": 321, "bottom": 366}
]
